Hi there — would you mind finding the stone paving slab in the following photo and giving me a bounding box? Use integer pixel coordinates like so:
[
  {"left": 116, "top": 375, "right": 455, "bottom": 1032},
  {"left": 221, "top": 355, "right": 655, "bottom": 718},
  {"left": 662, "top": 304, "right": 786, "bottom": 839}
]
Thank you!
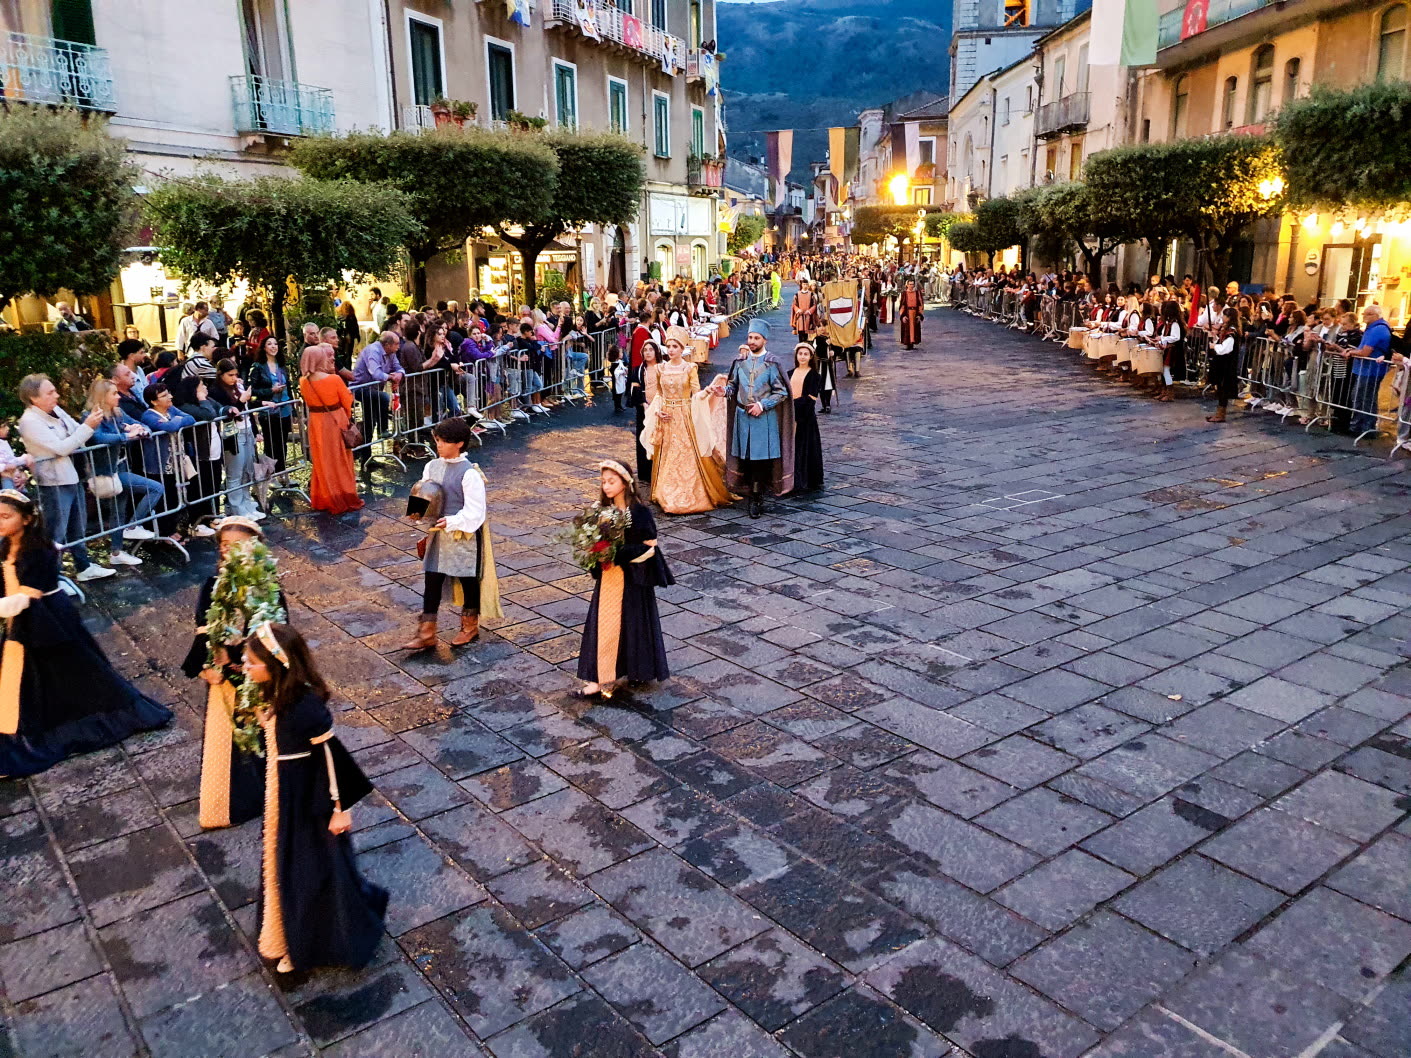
[{"left": 2, "top": 295, "right": 1411, "bottom": 1057}]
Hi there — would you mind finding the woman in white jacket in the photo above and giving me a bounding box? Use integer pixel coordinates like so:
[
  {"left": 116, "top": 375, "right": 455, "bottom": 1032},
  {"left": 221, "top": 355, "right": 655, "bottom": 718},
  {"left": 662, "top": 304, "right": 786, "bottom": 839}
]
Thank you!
[{"left": 16, "top": 374, "right": 114, "bottom": 582}]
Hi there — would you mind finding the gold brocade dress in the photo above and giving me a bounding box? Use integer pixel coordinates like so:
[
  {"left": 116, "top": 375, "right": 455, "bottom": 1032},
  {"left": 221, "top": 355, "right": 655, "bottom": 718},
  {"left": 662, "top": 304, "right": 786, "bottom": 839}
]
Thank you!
[{"left": 650, "top": 362, "right": 731, "bottom": 515}]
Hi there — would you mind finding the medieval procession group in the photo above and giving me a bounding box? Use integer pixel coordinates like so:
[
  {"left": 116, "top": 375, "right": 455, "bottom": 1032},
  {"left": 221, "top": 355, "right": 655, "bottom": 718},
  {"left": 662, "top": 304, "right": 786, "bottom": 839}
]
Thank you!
[{"left": 0, "top": 254, "right": 927, "bottom": 979}]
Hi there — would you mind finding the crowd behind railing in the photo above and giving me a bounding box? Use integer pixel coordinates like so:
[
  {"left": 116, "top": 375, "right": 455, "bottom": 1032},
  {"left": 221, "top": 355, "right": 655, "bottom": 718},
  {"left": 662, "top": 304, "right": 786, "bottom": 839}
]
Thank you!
[
  {"left": 9, "top": 279, "right": 778, "bottom": 582},
  {"left": 940, "top": 266, "right": 1411, "bottom": 444}
]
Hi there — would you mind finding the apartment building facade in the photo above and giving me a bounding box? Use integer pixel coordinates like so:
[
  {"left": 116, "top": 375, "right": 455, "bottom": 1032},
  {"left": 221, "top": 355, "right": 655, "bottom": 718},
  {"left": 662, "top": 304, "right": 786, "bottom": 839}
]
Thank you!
[
  {"left": 1134, "top": 0, "right": 1409, "bottom": 313},
  {"left": 387, "top": 0, "right": 726, "bottom": 300},
  {"left": 0, "top": 0, "right": 724, "bottom": 329}
]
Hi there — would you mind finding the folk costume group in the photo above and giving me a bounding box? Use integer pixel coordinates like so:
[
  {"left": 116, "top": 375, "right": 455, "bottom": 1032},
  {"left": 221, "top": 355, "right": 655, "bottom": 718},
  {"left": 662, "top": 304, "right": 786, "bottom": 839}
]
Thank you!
[{"left": 636, "top": 317, "right": 824, "bottom": 519}]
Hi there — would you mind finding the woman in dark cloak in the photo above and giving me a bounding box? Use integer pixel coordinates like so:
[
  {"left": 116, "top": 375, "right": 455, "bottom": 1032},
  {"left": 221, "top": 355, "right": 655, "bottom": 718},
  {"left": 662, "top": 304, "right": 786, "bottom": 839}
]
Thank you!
[
  {"left": 899, "top": 278, "right": 924, "bottom": 349},
  {"left": 244, "top": 621, "right": 387, "bottom": 974},
  {"left": 790, "top": 344, "right": 825, "bottom": 492},
  {"left": 0, "top": 490, "right": 171, "bottom": 778},
  {"left": 576, "top": 460, "right": 674, "bottom": 699}
]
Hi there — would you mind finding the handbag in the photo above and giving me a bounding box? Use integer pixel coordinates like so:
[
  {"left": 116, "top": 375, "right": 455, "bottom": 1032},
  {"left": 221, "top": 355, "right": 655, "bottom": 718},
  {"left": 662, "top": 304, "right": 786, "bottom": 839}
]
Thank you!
[
  {"left": 88, "top": 473, "right": 123, "bottom": 500},
  {"left": 307, "top": 398, "right": 363, "bottom": 450}
]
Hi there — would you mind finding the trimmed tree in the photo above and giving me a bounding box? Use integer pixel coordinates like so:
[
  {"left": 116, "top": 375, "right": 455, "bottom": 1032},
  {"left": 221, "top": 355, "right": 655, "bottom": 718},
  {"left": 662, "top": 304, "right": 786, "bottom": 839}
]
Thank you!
[
  {"left": 289, "top": 127, "right": 558, "bottom": 305},
  {"left": 728, "top": 213, "right": 768, "bottom": 255},
  {"left": 972, "top": 196, "right": 1024, "bottom": 263},
  {"left": 946, "top": 220, "right": 982, "bottom": 260},
  {"left": 495, "top": 130, "right": 643, "bottom": 308},
  {"left": 0, "top": 106, "right": 139, "bottom": 313},
  {"left": 1273, "top": 82, "right": 1411, "bottom": 211},
  {"left": 1082, "top": 144, "right": 1187, "bottom": 279},
  {"left": 146, "top": 175, "right": 422, "bottom": 342},
  {"left": 1018, "top": 182, "right": 1136, "bottom": 288},
  {"left": 850, "top": 204, "right": 939, "bottom": 248}
]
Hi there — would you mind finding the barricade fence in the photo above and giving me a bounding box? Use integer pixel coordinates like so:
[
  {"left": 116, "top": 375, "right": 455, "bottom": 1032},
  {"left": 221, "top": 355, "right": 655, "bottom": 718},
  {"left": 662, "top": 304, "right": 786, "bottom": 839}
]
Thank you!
[
  {"left": 27, "top": 285, "right": 778, "bottom": 560},
  {"left": 943, "top": 286, "right": 1411, "bottom": 453}
]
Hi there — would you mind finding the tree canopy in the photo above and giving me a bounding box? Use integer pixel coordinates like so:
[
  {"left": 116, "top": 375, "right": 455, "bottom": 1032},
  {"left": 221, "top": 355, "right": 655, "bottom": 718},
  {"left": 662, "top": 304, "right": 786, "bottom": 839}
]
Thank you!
[
  {"left": 850, "top": 204, "right": 939, "bottom": 246},
  {"left": 0, "top": 106, "right": 139, "bottom": 312},
  {"left": 289, "top": 127, "right": 558, "bottom": 303},
  {"left": 728, "top": 213, "right": 768, "bottom": 255},
  {"left": 1017, "top": 182, "right": 1139, "bottom": 286},
  {"left": 146, "top": 174, "right": 422, "bottom": 341},
  {"left": 1273, "top": 82, "right": 1411, "bottom": 212},
  {"left": 495, "top": 129, "right": 643, "bottom": 306}
]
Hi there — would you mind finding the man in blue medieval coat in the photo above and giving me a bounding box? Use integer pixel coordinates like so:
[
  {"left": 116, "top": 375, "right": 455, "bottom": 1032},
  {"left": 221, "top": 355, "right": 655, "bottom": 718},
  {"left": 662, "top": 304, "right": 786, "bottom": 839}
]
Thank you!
[{"left": 714, "top": 319, "right": 794, "bottom": 518}]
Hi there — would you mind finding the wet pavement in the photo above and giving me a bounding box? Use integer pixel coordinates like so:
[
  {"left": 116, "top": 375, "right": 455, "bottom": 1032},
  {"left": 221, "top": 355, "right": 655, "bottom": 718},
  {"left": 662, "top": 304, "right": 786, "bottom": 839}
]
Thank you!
[{"left": 3, "top": 291, "right": 1411, "bottom": 1058}]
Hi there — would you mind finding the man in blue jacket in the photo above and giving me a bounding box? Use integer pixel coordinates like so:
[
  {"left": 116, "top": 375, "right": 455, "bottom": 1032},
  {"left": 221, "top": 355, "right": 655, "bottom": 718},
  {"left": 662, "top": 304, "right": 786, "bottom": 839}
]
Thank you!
[{"left": 1350, "top": 304, "right": 1393, "bottom": 437}]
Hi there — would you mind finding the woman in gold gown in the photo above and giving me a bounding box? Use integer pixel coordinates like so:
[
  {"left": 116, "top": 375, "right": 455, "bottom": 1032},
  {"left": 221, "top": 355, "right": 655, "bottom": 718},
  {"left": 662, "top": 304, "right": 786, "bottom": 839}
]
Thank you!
[{"left": 642, "top": 328, "right": 732, "bottom": 514}]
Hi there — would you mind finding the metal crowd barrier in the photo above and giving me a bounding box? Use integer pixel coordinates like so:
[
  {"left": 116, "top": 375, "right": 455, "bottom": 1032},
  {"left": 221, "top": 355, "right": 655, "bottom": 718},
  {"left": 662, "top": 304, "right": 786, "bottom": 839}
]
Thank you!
[{"left": 26, "top": 288, "right": 780, "bottom": 567}]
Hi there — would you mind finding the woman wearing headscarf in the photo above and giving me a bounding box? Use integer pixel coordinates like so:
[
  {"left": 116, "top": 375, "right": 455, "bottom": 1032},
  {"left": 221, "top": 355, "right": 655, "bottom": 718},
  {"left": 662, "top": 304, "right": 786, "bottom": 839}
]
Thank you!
[{"left": 300, "top": 344, "right": 364, "bottom": 515}]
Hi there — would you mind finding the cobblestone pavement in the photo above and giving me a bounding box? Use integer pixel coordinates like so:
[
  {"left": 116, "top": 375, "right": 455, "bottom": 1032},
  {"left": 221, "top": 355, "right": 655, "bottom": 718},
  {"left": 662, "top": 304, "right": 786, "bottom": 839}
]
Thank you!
[{"left": 3, "top": 292, "right": 1411, "bottom": 1058}]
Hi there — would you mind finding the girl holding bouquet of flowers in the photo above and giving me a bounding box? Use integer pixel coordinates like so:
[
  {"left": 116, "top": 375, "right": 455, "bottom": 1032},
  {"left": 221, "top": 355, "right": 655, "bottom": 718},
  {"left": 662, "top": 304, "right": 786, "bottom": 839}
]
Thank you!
[{"left": 575, "top": 461, "right": 673, "bottom": 699}]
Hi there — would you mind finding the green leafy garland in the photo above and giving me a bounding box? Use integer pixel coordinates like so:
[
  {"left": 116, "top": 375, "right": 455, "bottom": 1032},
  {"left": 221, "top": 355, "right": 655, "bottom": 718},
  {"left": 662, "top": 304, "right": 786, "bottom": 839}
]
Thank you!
[{"left": 204, "top": 539, "right": 286, "bottom": 756}]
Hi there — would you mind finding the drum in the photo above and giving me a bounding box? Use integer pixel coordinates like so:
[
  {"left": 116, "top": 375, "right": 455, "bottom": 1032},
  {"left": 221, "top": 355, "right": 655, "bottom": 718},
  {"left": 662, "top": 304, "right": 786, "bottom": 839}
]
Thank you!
[
  {"left": 1116, "top": 338, "right": 1138, "bottom": 365},
  {"left": 1132, "top": 344, "right": 1164, "bottom": 375},
  {"left": 1097, "top": 332, "right": 1119, "bottom": 361},
  {"left": 1068, "top": 327, "right": 1088, "bottom": 350}
]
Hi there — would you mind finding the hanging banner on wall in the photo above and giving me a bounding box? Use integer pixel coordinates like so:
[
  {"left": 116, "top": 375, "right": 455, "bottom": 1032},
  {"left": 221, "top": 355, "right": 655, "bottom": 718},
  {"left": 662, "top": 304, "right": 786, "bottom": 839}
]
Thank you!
[
  {"left": 661, "top": 36, "right": 685, "bottom": 76},
  {"left": 508, "top": 0, "right": 531, "bottom": 26},
  {"left": 1180, "top": 0, "right": 1208, "bottom": 40},
  {"left": 575, "top": 0, "right": 600, "bottom": 39},
  {"left": 766, "top": 130, "right": 793, "bottom": 208},
  {"left": 622, "top": 14, "right": 645, "bottom": 50}
]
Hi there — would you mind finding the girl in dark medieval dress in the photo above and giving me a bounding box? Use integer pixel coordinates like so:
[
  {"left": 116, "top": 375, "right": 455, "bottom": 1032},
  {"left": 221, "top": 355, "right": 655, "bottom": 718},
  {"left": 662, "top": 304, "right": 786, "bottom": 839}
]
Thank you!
[
  {"left": 181, "top": 516, "right": 284, "bottom": 829},
  {"left": 791, "top": 344, "right": 825, "bottom": 492},
  {"left": 244, "top": 621, "right": 387, "bottom": 974},
  {"left": 0, "top": 490, "right": 171, "bottom": 777},
  {"left": 577, "top": 461, "right": 673, "bottom": 699}
]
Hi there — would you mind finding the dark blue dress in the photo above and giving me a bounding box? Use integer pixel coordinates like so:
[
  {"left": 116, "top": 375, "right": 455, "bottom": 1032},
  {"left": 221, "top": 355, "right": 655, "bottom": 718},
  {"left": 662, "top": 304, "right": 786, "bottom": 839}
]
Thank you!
[
  {"left": 0, "top": 547, "right": 171, "bottom": 777},
  {"left": 577, "top": 503, "right": 674, "bottom": 685}
]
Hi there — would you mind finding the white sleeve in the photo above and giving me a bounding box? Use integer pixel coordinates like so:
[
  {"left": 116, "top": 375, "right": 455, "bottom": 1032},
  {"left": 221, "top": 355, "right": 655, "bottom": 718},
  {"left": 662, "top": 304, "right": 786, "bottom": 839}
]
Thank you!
[
  {"left": 1216, "top": 336, "right": 1235, "bottom": 355},
  {"left": 442, "top": 464, "right": 486, "bottom": 534}
]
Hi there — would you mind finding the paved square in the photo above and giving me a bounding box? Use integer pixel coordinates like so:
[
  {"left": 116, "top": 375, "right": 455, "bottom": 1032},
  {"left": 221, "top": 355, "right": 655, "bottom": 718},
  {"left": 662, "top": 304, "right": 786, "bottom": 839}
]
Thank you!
[{"left": 3, "top": 298, "right": 1410, "bottom": 1057}]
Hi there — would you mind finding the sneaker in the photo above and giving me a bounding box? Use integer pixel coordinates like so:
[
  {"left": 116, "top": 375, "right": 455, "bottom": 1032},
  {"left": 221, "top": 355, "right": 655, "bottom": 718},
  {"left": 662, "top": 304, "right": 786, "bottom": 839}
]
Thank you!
[
  {"left": 244, "top": 510, "right": 266, "bottom": 522},
  {"left": 109, "top": 551, "right": 143, "bottom": 567},
  {"left": 123, "top": 526, "right": 156, "bottom": 541},
  {"left": 190, "top": 524, "right": 217, "bottom": 538},
  {"left": 532, "top": 405, "right": 549, "bottom": 414},
  {"left": 75, "top": 565, "right": 116, "bottom": 582},
  {"left": 510, "top": 410, "right": 530, "bottom": 421}
]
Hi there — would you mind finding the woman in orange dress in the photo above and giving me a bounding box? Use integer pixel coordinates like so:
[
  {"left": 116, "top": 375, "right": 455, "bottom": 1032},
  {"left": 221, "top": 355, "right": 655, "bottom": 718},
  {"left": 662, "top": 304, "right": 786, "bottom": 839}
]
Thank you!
[{"left": 299, "top": 345, "right": 363, "bottom": 515}]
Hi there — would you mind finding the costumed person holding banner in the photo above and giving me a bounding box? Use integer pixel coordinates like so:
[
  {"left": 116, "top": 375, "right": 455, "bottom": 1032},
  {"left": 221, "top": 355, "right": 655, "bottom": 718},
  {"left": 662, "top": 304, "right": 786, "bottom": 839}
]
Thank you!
[
  {"left": 574, "top": 461, "right": 673, "bottom": 700},
  {"left": 0, "top": 490, "right": 171, "bottom": 778},
  {"left": 642, "top": 328, "right": 731, "bottom": 514},
  {"left": 823, "top": 277, "right": 868, "bottom": 384},
  {"left": 182, "top": 516, "right": 286, "bottom": 829},
  {"left": 713, "top": 320, "right": 794, "bottom": 519},
  {"left": 402, "top": 417, "right": 502, "bottom": 651},
  {"left": 244, "top": 621, "right": 386, "bottom": 974}
]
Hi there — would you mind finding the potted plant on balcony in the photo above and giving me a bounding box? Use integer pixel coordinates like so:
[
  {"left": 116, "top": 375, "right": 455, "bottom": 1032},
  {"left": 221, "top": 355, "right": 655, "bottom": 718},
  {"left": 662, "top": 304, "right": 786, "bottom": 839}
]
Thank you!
[
  {"left": 430, "top": 97, "right": 453, "bottom": 127},
  {"left": 506, "top": 110, "right": 549, "bottom": 132},
  {"left": 451, "top": 100, "right": 477, "bottom": 125}
]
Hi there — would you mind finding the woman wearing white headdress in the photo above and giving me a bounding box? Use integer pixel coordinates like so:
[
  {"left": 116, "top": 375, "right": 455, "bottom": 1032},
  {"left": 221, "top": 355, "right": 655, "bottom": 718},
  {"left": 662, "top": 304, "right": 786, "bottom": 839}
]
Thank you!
[{"left": 640, "top": 326, "right": 732, "bottom": 514}]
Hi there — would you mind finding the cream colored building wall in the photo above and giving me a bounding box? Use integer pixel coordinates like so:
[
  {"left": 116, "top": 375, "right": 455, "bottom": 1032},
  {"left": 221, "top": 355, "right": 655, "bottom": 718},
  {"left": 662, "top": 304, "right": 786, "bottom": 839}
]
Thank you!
[
  {"left": 945, "top": 80, "right": 992, "bottom": 205},
  {"left": 93, "top": 0, "right": 387, "bottom": 177},
  {"left": 990, "top": 62, "right": 1036, "bottom": 197}
]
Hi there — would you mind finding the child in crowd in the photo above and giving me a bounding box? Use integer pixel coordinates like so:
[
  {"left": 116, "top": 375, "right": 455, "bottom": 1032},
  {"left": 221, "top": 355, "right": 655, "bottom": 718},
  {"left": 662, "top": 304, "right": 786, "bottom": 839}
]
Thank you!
[{"left": 0, "top": 421, "right": 33, "bottom": 490}]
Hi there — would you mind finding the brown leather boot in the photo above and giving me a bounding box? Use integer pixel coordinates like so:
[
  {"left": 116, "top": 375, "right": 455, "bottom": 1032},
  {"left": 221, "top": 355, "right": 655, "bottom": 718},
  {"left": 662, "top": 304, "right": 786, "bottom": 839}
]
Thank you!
[
  {"left": 401, "top": 620, "right": 438, "bottom": 651},
  {"left": 1206, "top": 407, "right": 1227, "bottom": 423},
  {"left": 451, "top": 613, "right": 479, "bottom": 647}
]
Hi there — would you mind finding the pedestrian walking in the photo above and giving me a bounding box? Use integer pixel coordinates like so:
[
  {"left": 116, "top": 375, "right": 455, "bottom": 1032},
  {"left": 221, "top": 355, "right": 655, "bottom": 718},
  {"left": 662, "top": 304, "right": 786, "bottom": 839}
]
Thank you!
[{"left": 243, "top": 621, "right": 387, "bottom": 974}]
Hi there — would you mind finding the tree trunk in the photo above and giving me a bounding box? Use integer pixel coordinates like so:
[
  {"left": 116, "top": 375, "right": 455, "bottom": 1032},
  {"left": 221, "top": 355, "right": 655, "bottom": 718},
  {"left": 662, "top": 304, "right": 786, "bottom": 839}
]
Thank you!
[
  {"left": 520, "top": 244, "right": 540, "bottom": 310},
  {"left": 1146, "top": 238, "right": 1169, "bottom": 283},
  {"left": 271, "top": 286, "right": 287, "bottom": 345},
  {"left": 412, "top": 251, "right": 430, "bottom": 309}
]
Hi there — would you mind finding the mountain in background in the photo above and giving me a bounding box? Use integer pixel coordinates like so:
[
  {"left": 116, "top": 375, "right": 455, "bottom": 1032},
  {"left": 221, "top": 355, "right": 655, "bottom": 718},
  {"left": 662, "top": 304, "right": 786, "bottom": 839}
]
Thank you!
[{"left": 718, "top": 0, "right": 952, "bottom": 184}]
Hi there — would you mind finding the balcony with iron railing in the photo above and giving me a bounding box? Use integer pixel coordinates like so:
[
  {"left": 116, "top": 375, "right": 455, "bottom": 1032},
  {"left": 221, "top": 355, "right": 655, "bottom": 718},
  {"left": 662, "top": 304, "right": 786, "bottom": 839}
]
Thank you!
[
  {"left": 546, "top": 0, "right": 686, "bottom": 70},
  {"left": 0, "top": 31, "right": 116, "bottom": 112},
  {"left": 401, "top": 104, "right": 437, "bottom": 131},
  {"left": 230, "top": 74, "right": 334, "bottom": 138},
  {"left": 1035, "top": 92, "right": 1090, "bottom": 138},
  {"left": 1158, "top": 0, "right": 1279, "bottom": 50},
  {"left": 687, "top": 155, "right": 725, "bottom": 192}
]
